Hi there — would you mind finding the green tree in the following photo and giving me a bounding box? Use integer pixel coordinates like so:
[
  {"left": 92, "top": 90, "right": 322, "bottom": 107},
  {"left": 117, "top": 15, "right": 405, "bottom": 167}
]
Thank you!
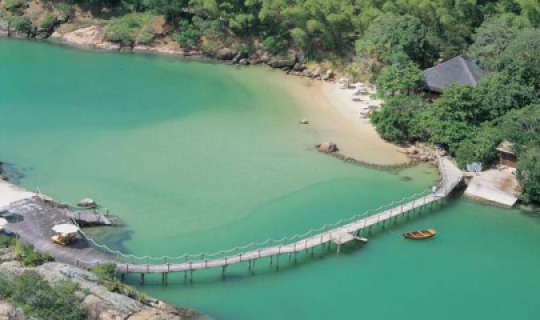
[
  {"left": 454, "top": 123, "right": 502, "bottom": 168},
  {"left": 468, "top": 16, "right": 521, "bottom": 70},
  {"left": 495, "top": 28, "right": 540, "bottom": 89},
  {"left": 517, "top": 147, "right": 540, "bottom": 203},
  {"left": 474, "top": 72, "right": 539, "bottom": 121},
  {"left": 371, "top": 95, "right": 427, "bottom": 142},
  {"left": 355, "top": 13, "right": 436, "bottom": 67},
  {"left": 418, "top": 84, "right": 479, "bottom": 152},
  {"left": 376, "top": 56, "right": 423, "bottom": 97}
]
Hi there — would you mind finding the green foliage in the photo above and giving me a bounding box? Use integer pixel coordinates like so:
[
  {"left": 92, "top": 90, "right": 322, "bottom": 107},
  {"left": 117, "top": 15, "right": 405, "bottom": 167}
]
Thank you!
[
  {"left": 90, "top": 263, "right": 117, "bottom": 282},
  {"left": 454, "top": 124, "right": 502, "bottom": 168},
  {"left": 474, "top": 72, "right": 538, "bottom": 122},
  {"left": 0, "top": 271, "right": 86, "bottom": 320},
  {"left": 468, "top": 16, "right": 521, "bottom": 71},
  {"left": 356, "top": 14, "right": 436, "bottom": 67},
  {"left": 14, "top": 241, "right": 54, "bottom": 267},
  {"left": 371, "top": 95, "right": 427, "bottom": 142},
  {"left": 7, "top": 16, "right": 32, "bottom": 32},
  {"left": 143, "top": 0, "right": 188, "bottom": 21},
  {"left": 103, "top": 13, "right": 153, "bottom": 46},
  {"left": 498, "top": 105, "right": 540, "bottom": 154},
  {"left": 495, "top": 28, "right": 540, "bottom": 90},
  {"left": 174, "top": 20, "right": 201, "bottom": 47},
  {"left": 376, "top": 56, "right": 423, "bottom": 97},
  {"left": 0, "top": 234, "right": 16, "bottom": 248},
  {"left": 4, "top": 0, "right": 25, "bottom": 10},
  {"left": 55, "top": 3, "right": 74, "bottom": 17},
  {"left": 40, "top": 13, "right": 58, "bottom": 30},
  {"left": 418, "top": 84, "right": 480, "bottom": 152},
  {"left": 517, "top": 147, "right": 540, "bottom": 203}
]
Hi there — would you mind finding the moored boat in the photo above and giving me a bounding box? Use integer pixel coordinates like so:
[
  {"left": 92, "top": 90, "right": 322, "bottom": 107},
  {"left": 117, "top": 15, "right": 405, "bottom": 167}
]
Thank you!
[{"left": 403, "top": 229, "right": 436, "bottom": 240}]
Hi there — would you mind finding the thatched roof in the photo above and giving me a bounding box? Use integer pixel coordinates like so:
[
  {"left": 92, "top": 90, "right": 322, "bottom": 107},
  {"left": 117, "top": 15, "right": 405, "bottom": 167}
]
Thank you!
[{"left": 422, "top": 55, "right": 487, "bottom": 93}]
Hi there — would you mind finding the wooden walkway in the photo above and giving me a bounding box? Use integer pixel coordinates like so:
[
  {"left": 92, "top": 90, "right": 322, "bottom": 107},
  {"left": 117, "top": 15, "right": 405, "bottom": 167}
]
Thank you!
[
  {"left": 114, "top": 157, "right": 463, "bottom": 279},
  {"left": 5, "top": 157, "right": 462, "bottom": 282}
]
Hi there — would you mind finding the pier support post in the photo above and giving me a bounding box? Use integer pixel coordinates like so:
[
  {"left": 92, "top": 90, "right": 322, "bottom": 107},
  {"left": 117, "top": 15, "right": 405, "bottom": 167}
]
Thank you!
[
  {"left": 221, "top": 265, "right": 227, "bottom": 279},
  {"left": 162, "top": 273, "right": 168, "bottom": 286},
  {"left": 337, "top": 244, "right": 341, "bottom": 255},
  {"left": 190, "top": 271, "right": 193, "bottom": 284},
  {"left": 120, "top": 273, "right": 125, "bottom": 282},
  {"left": 140, "top": 273, "right": 145, "bottom": 286}
]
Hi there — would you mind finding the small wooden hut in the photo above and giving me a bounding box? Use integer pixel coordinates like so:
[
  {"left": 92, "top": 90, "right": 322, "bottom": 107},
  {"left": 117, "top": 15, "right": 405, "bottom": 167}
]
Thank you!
[{"left": 496, "top": 141, "right": 517, "bottom": 168}]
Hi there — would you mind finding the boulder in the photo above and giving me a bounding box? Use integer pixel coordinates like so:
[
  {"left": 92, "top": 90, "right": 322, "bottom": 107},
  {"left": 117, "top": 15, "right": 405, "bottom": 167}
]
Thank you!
[
  {"left": 299, "top": 119, "right": 309, "bottom": 124},
  {"left": 0, "top": 20, "right": 8, "bottom": 37},
  {"left": 215, "top": 48, "right": 237, "bottom": 60},
  {"left": 322, "top": 70, "right": 335, "bottom": 81},
  {"left": 35, "top": 27, "right": 52, "bottom": 40},
  {"left": 317, "top": 142, "right": 338, "bottom": 153},
  {"left": 293, "top": 63, "right": 306, "bottom": 72},
  {"left": 78, "top": 198, "right": 96, "bottom": 208},
  {"left": 238, "top": 58, "right": 249, "bottom": 65},
  {"left": 269, "top": 58, "right": 296, "bottom": 69}
]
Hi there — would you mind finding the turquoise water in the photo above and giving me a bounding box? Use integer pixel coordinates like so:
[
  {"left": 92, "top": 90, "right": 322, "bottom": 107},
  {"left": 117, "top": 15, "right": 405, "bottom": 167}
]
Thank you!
[{"left": 2, "top": 39, "right": 540, "bottom": 319}]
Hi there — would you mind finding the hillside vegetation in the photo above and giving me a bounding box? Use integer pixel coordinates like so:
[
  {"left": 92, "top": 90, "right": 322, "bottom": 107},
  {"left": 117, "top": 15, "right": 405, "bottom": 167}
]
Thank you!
[{"left": 1, "top": 0, "right": 539, "bottom": 202}]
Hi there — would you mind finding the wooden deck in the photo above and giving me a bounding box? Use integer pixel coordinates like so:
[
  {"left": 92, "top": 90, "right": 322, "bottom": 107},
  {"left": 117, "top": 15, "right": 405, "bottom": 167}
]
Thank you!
[
  {"left": 68, "top": 210, "right": 115, "bottom": 226},
  {"left": 5, "top": 157, "right": 463, "bottom": 281},
  {"left": 5, "top": 198, "right": 114, "bottom": 269}
]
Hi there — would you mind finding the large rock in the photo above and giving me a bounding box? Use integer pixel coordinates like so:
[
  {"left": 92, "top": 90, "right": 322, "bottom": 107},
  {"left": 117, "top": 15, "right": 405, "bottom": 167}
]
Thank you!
[
  {"left": 77, "top": 198, "right": 96, "bottom": 208},
  {"left": 0, "top": 20, "right": 8, "bottom": 37},
  {"left": 0, "top": 301, "right": 24, "bottom": 320},
  {"left": 317, "top": 142, "right": 338, "bottom": 153},
  {"left": 35, "top": 27, "right": 52, "bottom": 40},
  {"left": 269, "top": 58, "right": 296, "bottom": 69},
  {"left": 215, "top": 48, "right": 237, "bottom": 60}
]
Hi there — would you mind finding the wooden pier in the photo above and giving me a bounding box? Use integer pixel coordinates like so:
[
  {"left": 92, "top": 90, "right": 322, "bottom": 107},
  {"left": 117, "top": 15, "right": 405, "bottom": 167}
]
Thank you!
[
  {"left": 113, "top": 157, "right": 463, "bottom": 280},
  {"left": 4, "top": 157, "right": 463, "bottom": 283}
]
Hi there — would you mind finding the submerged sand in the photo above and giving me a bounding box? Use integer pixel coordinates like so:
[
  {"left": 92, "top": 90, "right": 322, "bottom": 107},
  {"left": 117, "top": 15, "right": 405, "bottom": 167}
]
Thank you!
[{"left": 266, "top": 73, "right": 409, "bottom": 165}]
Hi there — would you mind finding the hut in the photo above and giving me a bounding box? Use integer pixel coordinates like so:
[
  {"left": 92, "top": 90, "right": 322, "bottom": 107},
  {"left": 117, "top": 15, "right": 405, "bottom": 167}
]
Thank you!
[
  {"left": 422, "top": 55, "right": 487, "bottom": 100},
  {"left": 496, "top": 141, "right": 517, "bottom": 168}
]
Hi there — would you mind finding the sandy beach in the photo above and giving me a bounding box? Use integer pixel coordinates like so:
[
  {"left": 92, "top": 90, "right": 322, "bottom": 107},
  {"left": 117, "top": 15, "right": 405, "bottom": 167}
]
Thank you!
[{"left": 270, "top": 73, "right": 409, "bottom": 165}]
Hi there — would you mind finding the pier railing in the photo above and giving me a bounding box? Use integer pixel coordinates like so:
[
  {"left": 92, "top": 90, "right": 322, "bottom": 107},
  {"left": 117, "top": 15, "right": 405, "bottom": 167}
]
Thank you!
[{"left": 70, "top": 157, "right": 463, "bottom": 271}]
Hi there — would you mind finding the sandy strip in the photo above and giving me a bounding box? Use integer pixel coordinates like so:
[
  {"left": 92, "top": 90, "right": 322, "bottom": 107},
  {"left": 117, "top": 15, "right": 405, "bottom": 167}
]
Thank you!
[
  {"left": 0, "top": 180, "right": 35, "bottom": 209},
  {"left": 271, "top": 74, "right": 409, "bottom": 165}
]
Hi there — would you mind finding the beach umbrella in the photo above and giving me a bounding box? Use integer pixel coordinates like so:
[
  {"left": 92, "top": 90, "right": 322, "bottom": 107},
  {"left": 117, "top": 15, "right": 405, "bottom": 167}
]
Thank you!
[
  {"left": 0, "top": 217, "right": 7, "bottom": 230},
  {"left": 52, "top": 223, "right": 79, "bottom": 234}
]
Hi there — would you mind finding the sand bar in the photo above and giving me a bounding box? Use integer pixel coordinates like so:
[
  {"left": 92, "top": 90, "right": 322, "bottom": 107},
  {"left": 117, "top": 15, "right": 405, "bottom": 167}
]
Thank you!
[{"left": 270, "top": 74, "right": 409, "bottom": 165}]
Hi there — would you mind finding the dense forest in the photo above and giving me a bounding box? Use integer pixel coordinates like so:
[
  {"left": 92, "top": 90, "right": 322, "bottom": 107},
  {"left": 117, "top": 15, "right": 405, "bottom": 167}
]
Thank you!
[{"left": 1, "top": 0, "right": 539, "bottom": 202}]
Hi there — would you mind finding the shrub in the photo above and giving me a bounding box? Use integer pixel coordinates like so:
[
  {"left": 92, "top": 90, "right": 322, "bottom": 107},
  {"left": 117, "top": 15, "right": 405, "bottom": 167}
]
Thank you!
[
  {"left": 14, "top": 241, "right": 54, "bottom": 267},
  {"left": 8, "top": 16, "right": 32, "bottom": 32},
  {"left": 56, "top": 3, "right": 74, "bottom": 18},
  {"left": 91, "top": 263, "right": 116, "bottom": 282},
  {"left": 0, "top": 234, "right": 16, "bottom": 248},
  {"left": 4, "top": 0, "right": 25, "bottom": 10},
  {"left": 0, "top": 271, "right": 86, "bottom": 320},
  {"left": 39, "top": 13, "right": 57, "bottom": 29},
  {"left": 103, "top": 13, "right": 151, "bottom": 46}
]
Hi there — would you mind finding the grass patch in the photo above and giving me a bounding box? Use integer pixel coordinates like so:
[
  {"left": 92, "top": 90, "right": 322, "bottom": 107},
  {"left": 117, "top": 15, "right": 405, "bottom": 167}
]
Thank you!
[
  {"left": 14, "top": 241, "right": 54, "bottom": 267},
  {"left": 7, "top": 16, "right": 32, "bottom": 32},
  {"left": 0, "top": 271, "right": 87, "bottom": 320},
  {"left": 0, "top": 234, "right": 16, "bottom": 248},
  {"left": 103, "top": 12, "right": 154, "bottom": 46},
  {"left": 91, "top": 263, "right": 145, "bottom": 301},
  {"left": 39, "top": 13, "right": 57, "bottom": 29},
  {"left": 4, "top": 0, "right": 25, "bottom": 10}
]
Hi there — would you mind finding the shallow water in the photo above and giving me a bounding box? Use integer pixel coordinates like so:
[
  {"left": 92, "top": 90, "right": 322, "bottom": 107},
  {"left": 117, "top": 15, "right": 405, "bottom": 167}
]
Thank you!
[{"left": 1, "top": 39, "right": 539, "bottom": 320}]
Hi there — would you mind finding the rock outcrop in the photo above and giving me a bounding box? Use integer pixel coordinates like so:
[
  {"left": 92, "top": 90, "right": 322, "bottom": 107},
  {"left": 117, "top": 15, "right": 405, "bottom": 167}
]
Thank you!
[
  {"left": 0, "top": 20, "right": 9, "bottom": 37},
  {"left": 317, "top": 142, "right": 338, "bottom": 153},
  {"left": 0, "top": 255, "right": 201, "bottom": 320}
]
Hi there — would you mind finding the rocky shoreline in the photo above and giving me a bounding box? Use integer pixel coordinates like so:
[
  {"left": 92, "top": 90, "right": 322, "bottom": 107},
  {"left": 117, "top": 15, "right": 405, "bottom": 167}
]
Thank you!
[{"left": 0, "top": 247, "right": 202, "bottom": 320}]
